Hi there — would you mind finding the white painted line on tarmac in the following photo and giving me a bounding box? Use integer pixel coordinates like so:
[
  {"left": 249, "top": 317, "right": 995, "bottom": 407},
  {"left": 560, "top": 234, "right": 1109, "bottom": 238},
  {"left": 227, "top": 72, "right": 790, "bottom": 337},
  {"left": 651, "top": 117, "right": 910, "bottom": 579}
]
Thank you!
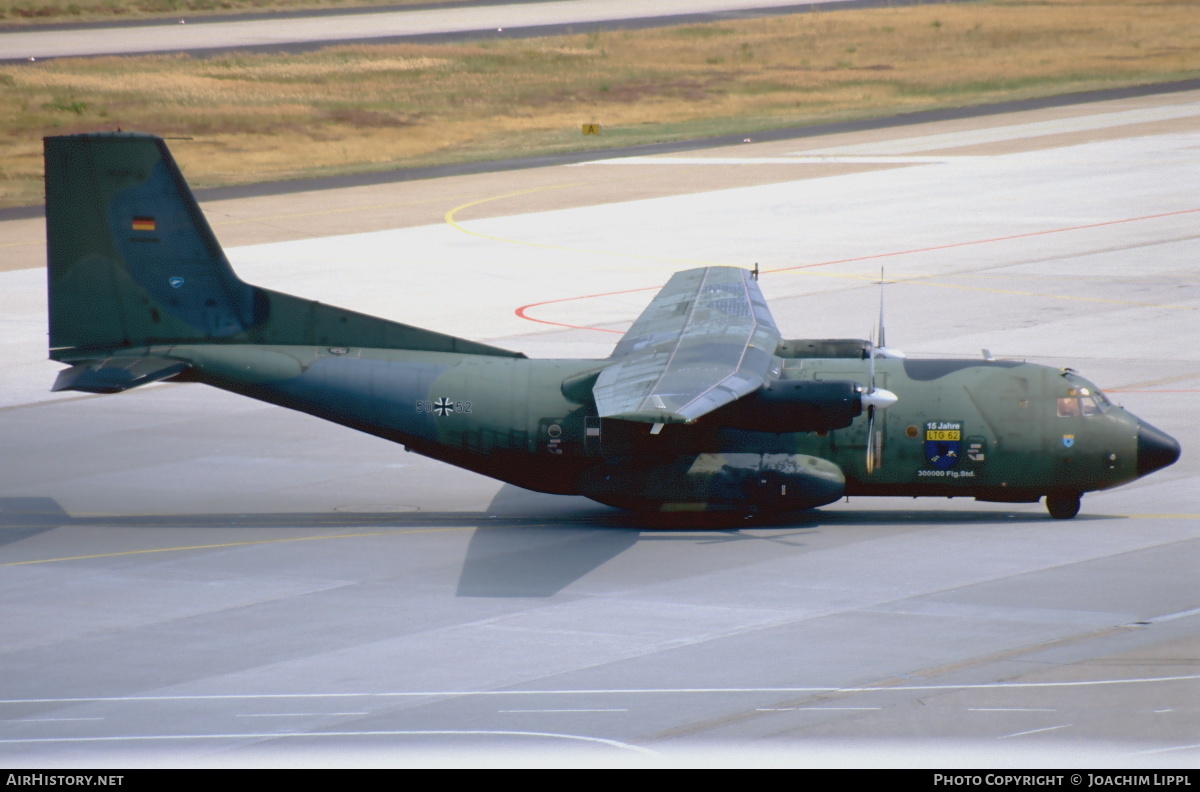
[
  {"left": 6, "top": 674, "right": 1198, "bottom": 706},
  {"left": 1149, "top": 605, "right": 1200, "bottom": 623},
  {"left": 1134, "top": 742, "right": 1200, "bottom": 756},
  {"left": 236, "top": 712, "right": 367, "bottom": 717},
  {"left": 1000, "top": 724, "right": 1072, "bottom": 739},
  {"left": 573, "top": 156, "right": 980, "bottom": 166},
  {"left": 757, "top": 707, "right": 881, "bottom": 711},
  {"left": 798, "top": 103, "right": 1200, "bottom": 156},
  {"left": 499, "top": 709, "right": 628, "bottom": 713},
  {"left": 0, "top": 729, "right": 657, "bottom": 754},
  {"left": 968, "top": 708, "right": 1057, "bottom": 713}
]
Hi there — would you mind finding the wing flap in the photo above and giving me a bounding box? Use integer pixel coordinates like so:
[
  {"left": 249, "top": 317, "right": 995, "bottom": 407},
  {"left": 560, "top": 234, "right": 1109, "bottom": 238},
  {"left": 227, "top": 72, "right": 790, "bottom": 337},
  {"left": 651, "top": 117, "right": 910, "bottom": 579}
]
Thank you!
[{"left": 594, "top": 267, "right": 781, "bottom": 423}]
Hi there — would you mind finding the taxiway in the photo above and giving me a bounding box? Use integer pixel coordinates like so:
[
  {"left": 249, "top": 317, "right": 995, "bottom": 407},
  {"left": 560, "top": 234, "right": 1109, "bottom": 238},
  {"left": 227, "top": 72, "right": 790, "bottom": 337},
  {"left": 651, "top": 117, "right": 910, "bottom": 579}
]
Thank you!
[{"left": 0, "top": 88, "right": 1197, "bottom": 765}]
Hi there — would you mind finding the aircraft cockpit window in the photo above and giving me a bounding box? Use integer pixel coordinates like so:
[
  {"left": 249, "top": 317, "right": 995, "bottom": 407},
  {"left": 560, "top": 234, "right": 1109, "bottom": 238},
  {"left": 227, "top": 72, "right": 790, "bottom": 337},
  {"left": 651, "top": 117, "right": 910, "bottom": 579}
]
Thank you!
[
  {"left": 1058, "top": 388, "right": 1105, "bottom": 417},
  {"left": 1057, "top": 397, "right": 1080, "bottom": 417}
]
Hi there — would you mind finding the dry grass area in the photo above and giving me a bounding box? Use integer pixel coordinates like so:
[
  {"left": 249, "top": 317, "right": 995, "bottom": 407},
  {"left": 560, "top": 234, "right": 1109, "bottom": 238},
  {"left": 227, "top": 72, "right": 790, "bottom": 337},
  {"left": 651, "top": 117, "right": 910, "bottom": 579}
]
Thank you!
[
  {"left": 3, "top": 0, "right": 1199, "bottom": 207},
  {"left": 0, "top": 0, "right": 469, "bottom": 26}
]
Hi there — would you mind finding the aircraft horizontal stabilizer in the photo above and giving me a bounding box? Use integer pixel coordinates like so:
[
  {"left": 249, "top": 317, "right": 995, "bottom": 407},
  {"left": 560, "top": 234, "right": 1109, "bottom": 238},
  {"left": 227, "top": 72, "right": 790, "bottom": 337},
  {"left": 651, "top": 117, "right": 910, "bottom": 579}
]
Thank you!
[{"left": 52, "top": 357, "right": 190, "bottom": 394}]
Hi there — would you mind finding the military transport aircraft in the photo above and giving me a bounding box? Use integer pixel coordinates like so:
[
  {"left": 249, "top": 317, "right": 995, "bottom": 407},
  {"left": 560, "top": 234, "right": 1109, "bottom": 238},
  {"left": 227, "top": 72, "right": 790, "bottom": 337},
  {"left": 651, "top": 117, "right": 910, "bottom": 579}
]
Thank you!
[{"left": 44, "top": 133, "right": 1181, "bottom": 519}]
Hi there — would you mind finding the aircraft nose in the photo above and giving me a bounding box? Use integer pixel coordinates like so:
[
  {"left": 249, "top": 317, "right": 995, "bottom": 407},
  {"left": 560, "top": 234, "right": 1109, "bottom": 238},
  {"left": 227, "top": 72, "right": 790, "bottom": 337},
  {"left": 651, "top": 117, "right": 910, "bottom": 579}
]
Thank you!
[{"left": 1136, "top": 419, "right": 1181, "bottom": 477}]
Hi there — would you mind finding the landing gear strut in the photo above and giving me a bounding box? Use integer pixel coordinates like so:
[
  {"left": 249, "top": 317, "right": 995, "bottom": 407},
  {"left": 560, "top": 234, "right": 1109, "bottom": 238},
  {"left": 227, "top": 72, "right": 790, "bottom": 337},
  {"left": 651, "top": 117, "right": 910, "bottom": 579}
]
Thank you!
[{"left": 1045, "top": 493, "right": 1081, "bottom": 520}]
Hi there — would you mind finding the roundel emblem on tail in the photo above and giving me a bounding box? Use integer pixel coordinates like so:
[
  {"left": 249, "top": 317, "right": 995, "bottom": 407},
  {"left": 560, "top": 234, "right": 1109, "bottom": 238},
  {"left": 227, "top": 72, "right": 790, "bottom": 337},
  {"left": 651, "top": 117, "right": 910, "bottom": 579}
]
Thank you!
[{"left": 169, "top": 277, "right": 185, "bottom": 288}]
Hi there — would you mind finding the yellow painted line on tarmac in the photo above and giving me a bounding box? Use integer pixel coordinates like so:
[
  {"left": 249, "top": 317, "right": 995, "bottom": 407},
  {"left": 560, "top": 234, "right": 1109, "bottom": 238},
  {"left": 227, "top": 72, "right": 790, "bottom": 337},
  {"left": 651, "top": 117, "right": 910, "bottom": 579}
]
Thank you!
[
  {"left": 920, "top": 271, "right": 1200, "bottom": 284},
  {"left": 1107, "top": 371, "right": 1200, "bottom": 391},
  {"left": 893, "top": 277, "right": 1197, "bottom": 311},
  {"left": 0, "top": 525, "right": 473, "bottom": 567},
  {"left": 443, "top": 184, "right": 583, "bottom": 244},
  {"left": 1120, "top": 514, "right": 1200, "bottom": 520},
  {"left": 207, "top": 193, "right": 478, "bottom": 227},
  {"left": 773, "top": 269, "right": 1196, "bottom": 312}
]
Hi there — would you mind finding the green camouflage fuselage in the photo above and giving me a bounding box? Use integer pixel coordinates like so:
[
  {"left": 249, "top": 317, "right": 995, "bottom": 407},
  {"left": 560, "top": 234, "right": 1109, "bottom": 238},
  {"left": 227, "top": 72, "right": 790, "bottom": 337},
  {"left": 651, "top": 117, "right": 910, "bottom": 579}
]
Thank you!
[{"left": 55, "top": 342, "right": 1145, "bottom": 511}]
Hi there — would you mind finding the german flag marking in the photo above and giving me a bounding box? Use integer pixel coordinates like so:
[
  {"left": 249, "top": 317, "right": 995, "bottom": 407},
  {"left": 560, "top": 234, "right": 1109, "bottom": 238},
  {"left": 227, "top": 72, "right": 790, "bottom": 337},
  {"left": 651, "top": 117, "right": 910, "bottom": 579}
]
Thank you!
[{"left": 131, "top": 216, "right": 156, "bottom": 231}]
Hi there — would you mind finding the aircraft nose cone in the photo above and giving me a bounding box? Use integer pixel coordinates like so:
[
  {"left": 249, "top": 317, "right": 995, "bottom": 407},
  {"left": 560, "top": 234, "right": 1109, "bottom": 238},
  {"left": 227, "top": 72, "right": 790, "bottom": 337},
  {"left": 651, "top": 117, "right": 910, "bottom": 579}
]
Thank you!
[{"left": 1136, "top": 419, "right": 1181, "bottom": 477}]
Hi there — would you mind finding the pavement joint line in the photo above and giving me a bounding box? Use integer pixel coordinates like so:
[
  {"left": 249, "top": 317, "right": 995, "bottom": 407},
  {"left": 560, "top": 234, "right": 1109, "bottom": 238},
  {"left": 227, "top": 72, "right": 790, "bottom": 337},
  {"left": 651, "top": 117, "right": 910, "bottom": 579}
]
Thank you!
[{"left": 5, "top": 674, "right": 1200, "bottom": 706}]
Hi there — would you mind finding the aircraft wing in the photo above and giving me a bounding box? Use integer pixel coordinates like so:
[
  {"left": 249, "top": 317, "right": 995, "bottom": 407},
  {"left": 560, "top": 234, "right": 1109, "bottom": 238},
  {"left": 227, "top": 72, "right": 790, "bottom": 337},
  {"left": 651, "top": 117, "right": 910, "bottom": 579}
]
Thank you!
[{"left": 593, "top": 267, "right": 781, "bottom": 424}]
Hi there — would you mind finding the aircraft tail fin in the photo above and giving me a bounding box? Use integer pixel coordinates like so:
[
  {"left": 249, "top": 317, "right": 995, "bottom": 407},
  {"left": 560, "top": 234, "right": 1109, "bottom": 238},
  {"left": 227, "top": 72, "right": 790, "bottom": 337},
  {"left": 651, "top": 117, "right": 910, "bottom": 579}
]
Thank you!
[
  {"left": 46, "top": 133, "right": 260, "bottom": 357},
  {"left": 44, "top": 133, "right": 523, "bottom": 366}
]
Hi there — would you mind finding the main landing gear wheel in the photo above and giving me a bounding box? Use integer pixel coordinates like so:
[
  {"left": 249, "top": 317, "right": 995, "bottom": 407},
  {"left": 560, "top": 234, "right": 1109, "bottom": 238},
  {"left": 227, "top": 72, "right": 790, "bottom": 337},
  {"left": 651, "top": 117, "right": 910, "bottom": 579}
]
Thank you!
[{"left": 1045, "top": 493, "right": 1081, "bottom": 520}]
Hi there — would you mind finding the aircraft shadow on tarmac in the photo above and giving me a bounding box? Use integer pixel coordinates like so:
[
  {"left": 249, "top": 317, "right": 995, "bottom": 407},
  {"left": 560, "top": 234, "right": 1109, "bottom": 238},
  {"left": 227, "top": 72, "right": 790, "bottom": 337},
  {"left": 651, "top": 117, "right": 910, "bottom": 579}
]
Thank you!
[{"left": 0, "top": 490, "right": 1115, "bottom": 597}]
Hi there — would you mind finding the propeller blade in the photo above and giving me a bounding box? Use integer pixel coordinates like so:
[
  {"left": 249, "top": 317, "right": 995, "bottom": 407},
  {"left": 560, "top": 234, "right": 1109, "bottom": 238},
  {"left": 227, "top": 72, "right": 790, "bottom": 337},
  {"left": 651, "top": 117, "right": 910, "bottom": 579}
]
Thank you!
[
  {"left": 868, "top": 326, "right": 876, "bottom": 393},
  {"left": 873, "top": 267, "right": 907, "bottom": 359},
  {"left": 878, "top": 267, "right": 887, "bottom": 351},
  {"left": 865, "top": 405, "right": 876, "bottom": 475},
  {"left": 863, "top": 273, "right": 898, "bottom": 475}
]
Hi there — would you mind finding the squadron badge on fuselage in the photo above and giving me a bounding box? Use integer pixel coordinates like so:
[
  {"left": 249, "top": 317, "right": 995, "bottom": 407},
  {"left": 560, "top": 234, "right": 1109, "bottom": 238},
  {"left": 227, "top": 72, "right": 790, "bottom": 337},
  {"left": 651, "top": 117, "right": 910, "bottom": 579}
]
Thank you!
[{"left": 925, "top": 420, "right": 962, "bottom": 470}]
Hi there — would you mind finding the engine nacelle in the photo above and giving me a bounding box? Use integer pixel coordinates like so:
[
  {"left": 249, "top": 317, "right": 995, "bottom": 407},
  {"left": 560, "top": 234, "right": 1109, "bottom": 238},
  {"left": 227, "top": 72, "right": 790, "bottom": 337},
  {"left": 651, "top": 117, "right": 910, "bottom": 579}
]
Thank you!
[
  {"left": 577, "top": 452, "right": 845, "bottom": 513},
  {"left": 707, "top": 379, "right": 864, "bottom": 434}
]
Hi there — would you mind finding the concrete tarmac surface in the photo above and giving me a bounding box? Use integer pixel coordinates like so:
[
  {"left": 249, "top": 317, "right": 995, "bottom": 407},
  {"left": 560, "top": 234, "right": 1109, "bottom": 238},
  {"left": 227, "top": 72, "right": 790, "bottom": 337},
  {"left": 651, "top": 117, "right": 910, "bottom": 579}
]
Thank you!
[{"left": 0, "top": 90, "right": 1198, "bottom": 766}]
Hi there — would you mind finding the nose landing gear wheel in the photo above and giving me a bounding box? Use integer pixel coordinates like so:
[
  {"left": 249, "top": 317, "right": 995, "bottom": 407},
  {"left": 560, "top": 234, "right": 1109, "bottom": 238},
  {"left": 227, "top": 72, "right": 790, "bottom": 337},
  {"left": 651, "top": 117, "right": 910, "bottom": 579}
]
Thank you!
[{"left": 1046, "top": 493, "right": 1081, "bottom": 520}]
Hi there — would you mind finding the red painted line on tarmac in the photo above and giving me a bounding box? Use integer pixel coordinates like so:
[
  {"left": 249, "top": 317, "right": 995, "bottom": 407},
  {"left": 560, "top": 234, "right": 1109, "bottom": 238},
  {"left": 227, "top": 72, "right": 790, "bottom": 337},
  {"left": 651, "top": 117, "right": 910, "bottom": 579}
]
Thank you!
[
  {"left": 514, "top": 207, "right": 1200, "bottom": 332},
  {"left": 768, "top": 207, "right": 1200, "bottom": 273},
  {"left": 515, "top": 286, "right": 656, "bottom": 333}
]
